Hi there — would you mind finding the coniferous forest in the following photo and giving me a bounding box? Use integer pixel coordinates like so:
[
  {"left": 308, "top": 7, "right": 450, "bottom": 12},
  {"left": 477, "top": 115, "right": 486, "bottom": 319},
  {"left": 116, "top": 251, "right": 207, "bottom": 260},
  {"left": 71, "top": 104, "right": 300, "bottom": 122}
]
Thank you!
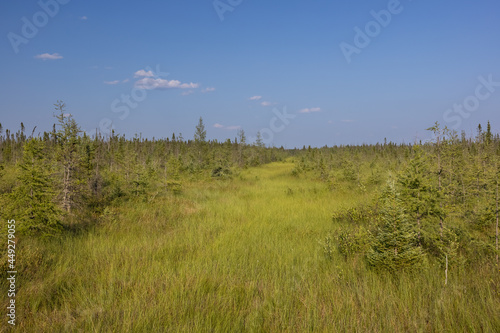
[{"left": 1, "top": 102, "right": 499, "bottom": 331}]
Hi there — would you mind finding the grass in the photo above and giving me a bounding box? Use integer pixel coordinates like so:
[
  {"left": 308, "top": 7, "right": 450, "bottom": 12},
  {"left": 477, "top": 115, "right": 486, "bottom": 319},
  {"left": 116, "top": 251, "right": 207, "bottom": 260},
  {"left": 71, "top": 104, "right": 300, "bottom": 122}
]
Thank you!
[{"left": 2, "top": 161, "right": 499, "bottom": 332}]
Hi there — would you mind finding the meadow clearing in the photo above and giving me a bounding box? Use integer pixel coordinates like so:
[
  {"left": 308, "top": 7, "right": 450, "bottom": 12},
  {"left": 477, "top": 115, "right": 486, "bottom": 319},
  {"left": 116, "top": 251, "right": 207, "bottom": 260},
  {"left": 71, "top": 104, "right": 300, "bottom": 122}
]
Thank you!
[{"left": 4, "top": 161, "right": 499, "bottom": 332}]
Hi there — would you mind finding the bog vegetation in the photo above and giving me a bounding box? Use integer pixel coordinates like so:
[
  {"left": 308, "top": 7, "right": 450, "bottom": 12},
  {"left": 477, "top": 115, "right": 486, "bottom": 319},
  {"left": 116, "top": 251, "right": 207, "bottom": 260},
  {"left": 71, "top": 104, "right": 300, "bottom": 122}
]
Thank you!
[{"left": 0, "top": 102, "right": 499, "bottom": 331}]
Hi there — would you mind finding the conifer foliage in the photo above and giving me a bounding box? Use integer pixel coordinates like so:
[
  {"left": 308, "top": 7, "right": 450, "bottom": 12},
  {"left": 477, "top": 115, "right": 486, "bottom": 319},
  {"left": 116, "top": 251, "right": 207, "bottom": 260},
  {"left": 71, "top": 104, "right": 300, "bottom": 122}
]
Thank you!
[
  {"left": 0, "top": 101, "right": 287, "bottom": 237},
  {"left": 367, "top": 181, "right": 426, "bottom": 272},
  {"left": 8, "top": 138, "right": 62, "bottom": 236}
]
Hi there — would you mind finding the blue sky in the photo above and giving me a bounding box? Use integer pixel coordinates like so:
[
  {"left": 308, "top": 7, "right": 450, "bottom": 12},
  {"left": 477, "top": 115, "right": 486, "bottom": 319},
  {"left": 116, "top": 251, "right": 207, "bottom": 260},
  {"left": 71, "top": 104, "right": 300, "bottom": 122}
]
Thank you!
[{"left": 1, "top": 0, "right": 499, "bottom": 147}]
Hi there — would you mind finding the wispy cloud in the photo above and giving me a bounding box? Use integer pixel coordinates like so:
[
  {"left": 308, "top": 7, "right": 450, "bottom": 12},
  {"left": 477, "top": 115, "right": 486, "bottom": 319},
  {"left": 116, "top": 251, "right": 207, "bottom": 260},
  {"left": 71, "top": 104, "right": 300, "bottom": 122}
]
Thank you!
[
  {"left": 249, "top": 95, "right": 262, "bottom": 100},
  {"left": 261, "top": 101, "right": 274, "bottom": 106},
  {"left": 34, "top": 53, "right": 63, "bottom": 60},
  {"left": 134, "top": 69, "right": 155, "bottom": 78},
  {"left": 80, "top": 16, "right": 88, "bottom": 20},
  {"left": 182, "top": 90, "right": 194, "bottom": 96},
  {"left": 213, "top": 123, "right": 240, "bottom": 130},
  {"left": 202, "top": 87, "right": 216, "bottom": 93},
  {"left": 135, "top": 78, "right": 199, "bottom": 90},
  {"left": 104, "top": 78, "right": 129, "bottom": 85},
  {"left": 299, "top": 107, "right": 321, "bottom": 113},
  {"left": 341, "top": 119, "right": 354, "bottom": 123},
  {"left": 133, "top": 68, "right": 198, "bottom": 90}
]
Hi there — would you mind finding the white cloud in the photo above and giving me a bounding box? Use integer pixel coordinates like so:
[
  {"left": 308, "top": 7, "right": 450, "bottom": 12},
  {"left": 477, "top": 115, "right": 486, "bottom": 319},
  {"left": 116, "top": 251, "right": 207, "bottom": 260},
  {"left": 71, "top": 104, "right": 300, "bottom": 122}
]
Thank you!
[
  {"left": 134, "top": 69, "right": 155, "bottom": 78},
  {"left": 299, "top": 107, "right": 321, "bottom": 113},
  {"left": 261, "top": 101, "right": 273, "bottom": 106},
  {"left": 202, "top": 87, "right": 216, "bottom": 93},
  {"left": 249, "top": 95, "right": 262, "bottom": 100},
  {"left": 182, "top": 90, "right": 194, "bottom": 96},
  {"left": 104, "top": 80, "right": 120, "bottom": 85},
  {"left": 134, "top": 78, "right": 199, "bottom": 90},
  {"left": 80, "top": 16, "right": 88, "bottom": 20},
  {"left": 213, "top": 123, "right": 240, "bottom": 130},
  {"left": 179, "top": 82, "right": 199, "bottom": 89},
  {"left": 34, "top": 53, "right": 63, "bottom": 60},
  {"left": 122, "top": 78, "right": 129, "bottom": 83}
]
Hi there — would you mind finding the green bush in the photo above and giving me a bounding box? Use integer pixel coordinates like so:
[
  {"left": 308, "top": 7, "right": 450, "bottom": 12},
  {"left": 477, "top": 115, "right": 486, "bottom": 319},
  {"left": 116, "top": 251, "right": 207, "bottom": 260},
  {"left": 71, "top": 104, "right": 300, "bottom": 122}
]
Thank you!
[
  {"left": 332, "top": 205, "right": 378, "bottom": 225},
  {"left": 337, "top": 227, "right": 372, "bottom": 259}
]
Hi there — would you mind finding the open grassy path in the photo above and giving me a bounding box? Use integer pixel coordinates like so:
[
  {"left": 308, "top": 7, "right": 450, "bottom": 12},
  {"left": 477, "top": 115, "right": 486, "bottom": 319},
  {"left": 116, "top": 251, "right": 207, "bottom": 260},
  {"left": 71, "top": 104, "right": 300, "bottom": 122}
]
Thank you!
[{"left": 10, "top": 162, "right": 500, "bottom": 332}]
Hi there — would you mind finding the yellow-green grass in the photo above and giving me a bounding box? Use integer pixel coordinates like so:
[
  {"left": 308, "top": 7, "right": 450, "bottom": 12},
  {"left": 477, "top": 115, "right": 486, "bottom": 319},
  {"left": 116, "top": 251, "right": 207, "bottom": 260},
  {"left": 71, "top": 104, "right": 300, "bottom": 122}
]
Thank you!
[{"left": 3, "top": 162, "right": 499, "bottom": 332}]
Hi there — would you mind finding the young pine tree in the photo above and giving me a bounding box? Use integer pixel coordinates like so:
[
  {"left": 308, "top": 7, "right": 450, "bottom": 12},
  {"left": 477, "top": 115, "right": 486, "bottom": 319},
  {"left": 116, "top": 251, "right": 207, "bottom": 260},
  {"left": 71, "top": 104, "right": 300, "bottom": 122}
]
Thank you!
[
  {"left": 54, "top": 101, "right": 83, "bottom": 213},
  {"left": 367, "top": 180, "right": 426, "bottom": 272},
  {"left": 194, "top": 117, "right": 207, "bottom": 167},
  {"left": 398, "top": 146, "right": 442, "bottom": 244},
  {"left": 9, "top": 139, "right": 62, "bottom": 236},
  {"left": 194, "top": 117, "right": 207, "bottom": 143}
]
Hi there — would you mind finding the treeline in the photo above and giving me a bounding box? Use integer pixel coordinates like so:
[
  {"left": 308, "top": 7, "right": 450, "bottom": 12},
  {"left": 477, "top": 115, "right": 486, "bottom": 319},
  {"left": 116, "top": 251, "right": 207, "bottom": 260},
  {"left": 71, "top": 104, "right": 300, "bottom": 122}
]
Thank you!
[
  {"left": 1, "top": 101, "right": 498, "bottom": 272},
  {"left": 294, "top": 122, "right": 499, "bottom": 272},
  {"left": 0, "top": 102, "right": 288, "bottom": 236}
]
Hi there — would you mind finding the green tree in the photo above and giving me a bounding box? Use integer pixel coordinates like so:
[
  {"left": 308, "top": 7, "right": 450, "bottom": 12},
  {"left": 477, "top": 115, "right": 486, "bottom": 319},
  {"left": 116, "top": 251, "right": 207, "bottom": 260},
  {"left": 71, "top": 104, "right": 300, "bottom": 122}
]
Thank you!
[
  {"left": 367, "top": 181, "right": 426, "bottom": 272},
  {"left": 485, "top": 121, "right": 492, "bottom": 145},
  {"left": 194, "top": 117, "right": 207, "bottom": 167},
  {"left": 54, "top": 101, "right": 83, "bottom": 213},
  {"left": 194, "top": 117, "right": 206, "bottom": 143},
  {"left": 426, "top": 122, "right": 448, "bottom": 237},
  {"left": 398, "top": 146, "right": 442, "bottom": 244},
  {"left": 9, "top": 139, "right": 62, "bottom": 236},
  {"left": 237, "top": 129, "right": 246, "bottom": 167},
  {"left": 255, "top": 131, "right": 265, "bottom": 148}
]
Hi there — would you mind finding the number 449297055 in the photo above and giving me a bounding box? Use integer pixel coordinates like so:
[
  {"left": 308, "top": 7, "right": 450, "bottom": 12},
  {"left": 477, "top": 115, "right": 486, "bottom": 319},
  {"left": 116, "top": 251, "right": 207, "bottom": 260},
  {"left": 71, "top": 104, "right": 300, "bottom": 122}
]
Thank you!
[{"left": 7, "top": 220, "right": 15, "bottom": 269}]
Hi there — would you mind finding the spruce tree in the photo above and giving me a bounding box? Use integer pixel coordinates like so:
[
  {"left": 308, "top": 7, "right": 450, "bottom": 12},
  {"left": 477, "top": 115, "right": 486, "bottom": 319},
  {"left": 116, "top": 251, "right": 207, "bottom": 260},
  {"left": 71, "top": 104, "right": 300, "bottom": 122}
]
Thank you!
[
  {"left": 194, "top": 117, "right": 207, "bottom": 143},
  {"left": 256, "top": 131, "right": 265, "bottom": 148},
  {"left": 194, "top": 117, "right": 207, "bottom": 167},
  {"left": 54, "top": 101, "right": 83, "bottom": 213},
  {"left": 9, "top": 138, "right": 62, "bottom": 236},
  {"left": 367, "top": 180, "right": 426, "bottom": 272},
  {"left": 237, "top": 129, "right": 246, "bottom": 167},
  {"left": 398, "top": 146, "right": 442, "bottom": 244}
]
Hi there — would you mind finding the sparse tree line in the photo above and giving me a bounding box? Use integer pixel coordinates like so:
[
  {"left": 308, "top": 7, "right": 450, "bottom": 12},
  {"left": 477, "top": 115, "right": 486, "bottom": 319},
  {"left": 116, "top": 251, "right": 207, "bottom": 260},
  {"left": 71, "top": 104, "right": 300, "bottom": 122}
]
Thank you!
[
  {"left": 1, "top": 101, "right": 498, "bottom": 277},
  {"left": 0, "top": 101, "right": 287, "bottom": 236},
  {"left": 294, "top": 122, "right": 499, "bottom": 273}
]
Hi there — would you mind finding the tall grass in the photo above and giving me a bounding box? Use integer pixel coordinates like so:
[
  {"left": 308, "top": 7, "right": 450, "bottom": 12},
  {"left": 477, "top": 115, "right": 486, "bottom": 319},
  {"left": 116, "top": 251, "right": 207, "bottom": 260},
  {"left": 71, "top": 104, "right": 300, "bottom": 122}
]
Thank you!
[{"left": 2, "top": 162, "right": 499, "bottom": 332}]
